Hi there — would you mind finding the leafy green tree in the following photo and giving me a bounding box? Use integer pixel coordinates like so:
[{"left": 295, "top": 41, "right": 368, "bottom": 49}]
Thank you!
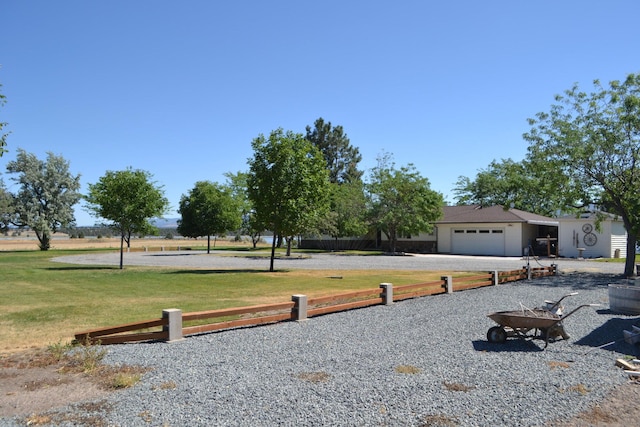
[
  {"left": 0, "top": 83, "right": 9, "bottom": 157},
  {"left": 317, "top": 181, "right": 369, "bottom": 250},
  {"left": 177, "top": 181, "right": 241, "bottom": 253},
  {"left": 224, "top": 171, "right": 264, "bottom": 248},
  {"left": 0, "top": 179, "right": 13, "bottom": 233},
  {"left": 367, "top": 153, "right": 443, "bottom": 254},
  {"left": 85, "top": 168, "right": 169, "bottom": 269},
  {"left": 305, "top": 117, "right": 363, "bottom": 183},
  {"left": 453, "top": 158, "right": 558, "bottom": 216},
  {"left": 247, "top": 128, "right": 330, "bottom": 271},
  {"left": 5, "top": 149, "right": 81, "bottom": 250},
  {"left": 523, "top": 73, "right": 640, "bottom": 277}
]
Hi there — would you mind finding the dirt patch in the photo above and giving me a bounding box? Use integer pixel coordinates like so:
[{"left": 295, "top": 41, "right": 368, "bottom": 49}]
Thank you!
[
  {"left": 0, "top": 347, "right": 147, "bottom": 424},
  {"left": 548, "top": 380, "right": 640, "bottom": 426},
  {"left": 0, "top": 349, "right": 112, "bottom": 420}
]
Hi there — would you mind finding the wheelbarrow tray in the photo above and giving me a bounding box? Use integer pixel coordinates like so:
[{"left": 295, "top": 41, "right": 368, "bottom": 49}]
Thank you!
[{"left": 487, "top": 309, "right": 561, "bottom": 330}]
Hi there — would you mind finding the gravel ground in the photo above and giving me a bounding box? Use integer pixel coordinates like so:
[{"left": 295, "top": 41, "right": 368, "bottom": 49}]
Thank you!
[{"left": 5, "top": 253, "right": 638, "bottom": 426}]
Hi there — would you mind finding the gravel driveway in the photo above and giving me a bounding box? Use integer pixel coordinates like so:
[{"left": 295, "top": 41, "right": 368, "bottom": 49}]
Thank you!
[{"left": 52, "top": 250, "right": 626, "bottom": 274}]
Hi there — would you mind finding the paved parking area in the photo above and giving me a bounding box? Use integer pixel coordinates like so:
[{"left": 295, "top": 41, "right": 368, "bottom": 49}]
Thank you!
[{"left": 52, "top": 250, "right": 627, "bottom": 275}]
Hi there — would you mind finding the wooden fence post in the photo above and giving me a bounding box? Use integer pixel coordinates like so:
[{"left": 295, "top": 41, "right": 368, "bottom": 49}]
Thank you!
[
  {"left": 380, "top": 283, "right": 393, "bottom": 305},
  {"left": 163, "top": 308, "right": 183, "bottom": 342},
  {"left": 441, "top": 275, "right": 453, "bottom": 293},
  {"left": 292, "top": 294, "right": 308, "bottom": 321}
]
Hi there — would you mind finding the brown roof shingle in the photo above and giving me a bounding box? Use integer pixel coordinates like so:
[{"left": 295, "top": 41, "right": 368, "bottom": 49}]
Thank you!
[{"left": 438, "top": 205, "right": 558, "bottom": 225}]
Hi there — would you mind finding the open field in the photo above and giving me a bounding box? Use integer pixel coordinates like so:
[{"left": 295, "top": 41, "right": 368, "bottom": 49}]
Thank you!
[
  {"left": 0, "top": 244, "right": 456, "bottom": 354},
  {"left": 0, "top": 233, "right": 253, "bottom": 251}
]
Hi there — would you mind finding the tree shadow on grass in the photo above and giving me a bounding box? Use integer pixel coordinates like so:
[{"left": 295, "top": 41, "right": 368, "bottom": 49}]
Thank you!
[
  {"left": 164, "top": 269, "right": 292, "bottom": 275},
  {"left": 46, "top": 266, "right": 120, "bottom": 271}
]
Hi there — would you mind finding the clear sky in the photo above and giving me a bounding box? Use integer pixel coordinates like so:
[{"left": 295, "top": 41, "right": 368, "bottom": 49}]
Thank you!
[{"left": 1, "top": 1, "right": 638, "bottom": 226}]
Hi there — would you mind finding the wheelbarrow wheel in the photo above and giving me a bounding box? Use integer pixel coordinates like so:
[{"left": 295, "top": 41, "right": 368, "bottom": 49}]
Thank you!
[{"left": 487, "top": 326, "right": 507, "bottom": 344}]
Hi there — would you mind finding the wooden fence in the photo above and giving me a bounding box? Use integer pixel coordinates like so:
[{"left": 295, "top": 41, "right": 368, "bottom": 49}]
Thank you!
[{"left": 75, "top": 264, "right": 556, "bottom": 345}]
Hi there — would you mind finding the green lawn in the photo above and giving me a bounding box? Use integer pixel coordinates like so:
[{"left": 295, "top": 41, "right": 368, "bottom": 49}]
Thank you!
[{"left": 0, "top": 249, "right": 457, "bottom": 353}]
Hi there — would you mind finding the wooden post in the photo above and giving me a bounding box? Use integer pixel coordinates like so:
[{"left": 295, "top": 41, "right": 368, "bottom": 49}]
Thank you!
[
  {"left": 380, "top": 283, "right": 393, "bottom": 305},
  {"left": 292, "top": 294, "right": 308, "bottom": 321}
]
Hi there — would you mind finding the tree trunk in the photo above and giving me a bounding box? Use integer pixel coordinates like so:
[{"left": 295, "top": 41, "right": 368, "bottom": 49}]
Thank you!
[
  {"left": 36, "top": 230, "right": 50, "bottom": 251},
  {"left": 119, "top": 234, "right": 124, "bottom": 269},
  {"left": 388, "top": 229, "right": 397, "bottom": 254},
  {"left": 207, "top": 235, "right": 211, "bottom": 254},
  {"left": 286, "top": 237, "right": 292, "bottom": 256},
  {"left": 270, "top": 233, "right": 277, "bottom": 272},
  {"left": 624, "top": 233, "right": 637, "bottom": 277}
]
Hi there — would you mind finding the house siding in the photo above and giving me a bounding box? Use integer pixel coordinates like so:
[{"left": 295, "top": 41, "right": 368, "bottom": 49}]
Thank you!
[{"left": 557, "top": 217, "right": 626, "bottom": 259}]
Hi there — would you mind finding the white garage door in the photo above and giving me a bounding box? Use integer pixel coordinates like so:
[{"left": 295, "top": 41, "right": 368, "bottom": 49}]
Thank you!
[{"left": 451, "top": 229, "right": 505, "bottom": 256}]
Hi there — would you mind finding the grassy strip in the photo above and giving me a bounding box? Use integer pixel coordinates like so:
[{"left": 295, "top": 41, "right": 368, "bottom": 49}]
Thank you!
[{"left": 0, "top": 249, "right": 462, "bottom": 353}]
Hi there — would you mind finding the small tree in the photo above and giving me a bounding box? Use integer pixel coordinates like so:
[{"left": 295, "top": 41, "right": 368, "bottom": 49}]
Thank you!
[
  {"left": 177, "top": 181, "right": 241, "bottom": 253},
  {"left": 317, "top": 181, "right": 369, "bottom": 250},
  {"left": 367, "top": 153, "right": 443, "bottom": 254},
  {"left": 0, "top": 179, "right": 12, "bottom": 234},
  {"left": 247, "top": 128, "right": 330, "bottom": 271},
  {"left": 85, "top": 168, "right": 169, "bottom": 269},
  {"left": 224, "top": 171, "right": 264, "bottom": 248},
  {"left": 6, "top": 149, "right": 81, "bottom": 250}
]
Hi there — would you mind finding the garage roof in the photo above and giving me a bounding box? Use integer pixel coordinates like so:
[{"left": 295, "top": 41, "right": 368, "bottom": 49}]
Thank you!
[{"left": 438, "top": 205, "right": 559, "bottom": 226}]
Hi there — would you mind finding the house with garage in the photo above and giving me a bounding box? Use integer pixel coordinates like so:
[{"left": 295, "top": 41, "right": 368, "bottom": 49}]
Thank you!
[
  {"left": 301, "top": 204, "right": 627, "bottom": 259},
  {"left": 435, "top": 205, "right": 558, "bottom": 257},
  {"left": 556, "top": 211, "right": 627, "bottom": 259}
]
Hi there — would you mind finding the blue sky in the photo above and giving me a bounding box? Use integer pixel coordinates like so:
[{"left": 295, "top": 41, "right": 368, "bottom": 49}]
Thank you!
[{"left": 1, "top": 1, "right": 638, "bottom": 226}]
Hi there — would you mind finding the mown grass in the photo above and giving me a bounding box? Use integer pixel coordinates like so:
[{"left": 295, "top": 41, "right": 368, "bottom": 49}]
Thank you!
[{"left": 0, "top": 248, "right": 461, "bottom": 353}]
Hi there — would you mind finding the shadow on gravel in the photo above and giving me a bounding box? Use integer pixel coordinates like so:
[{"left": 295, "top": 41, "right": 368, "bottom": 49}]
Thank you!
[
  {"left": 472, "top": 339, "right": 545, "bottom": 352},
  {"left": 573, "top": 316, "right": 640, "bottom": 357},
  {"left": 525, "top": 273, "right": 625, "bottom": 290}
]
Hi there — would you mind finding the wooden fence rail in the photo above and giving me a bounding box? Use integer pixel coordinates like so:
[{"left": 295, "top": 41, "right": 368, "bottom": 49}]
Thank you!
[{"left": 75, "top": 264, "right": 556, "bottom": 345}]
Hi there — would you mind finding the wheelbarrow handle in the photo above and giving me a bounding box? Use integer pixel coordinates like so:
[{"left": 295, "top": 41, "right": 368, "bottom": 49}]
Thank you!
[
  {"left": 547, "top": 292, "right": 580, "bottom": 311},
  {"left": 560, "top": 303, "right": 600, "bottom": 320}
]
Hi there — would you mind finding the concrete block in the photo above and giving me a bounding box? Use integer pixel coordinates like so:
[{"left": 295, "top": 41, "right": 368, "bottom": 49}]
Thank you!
[
  {"left": 380, "top": 283, "right": 393, "bottom": 305},
  {"left": 162, "top": 308, "right": 183, "bottom": 342}
]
